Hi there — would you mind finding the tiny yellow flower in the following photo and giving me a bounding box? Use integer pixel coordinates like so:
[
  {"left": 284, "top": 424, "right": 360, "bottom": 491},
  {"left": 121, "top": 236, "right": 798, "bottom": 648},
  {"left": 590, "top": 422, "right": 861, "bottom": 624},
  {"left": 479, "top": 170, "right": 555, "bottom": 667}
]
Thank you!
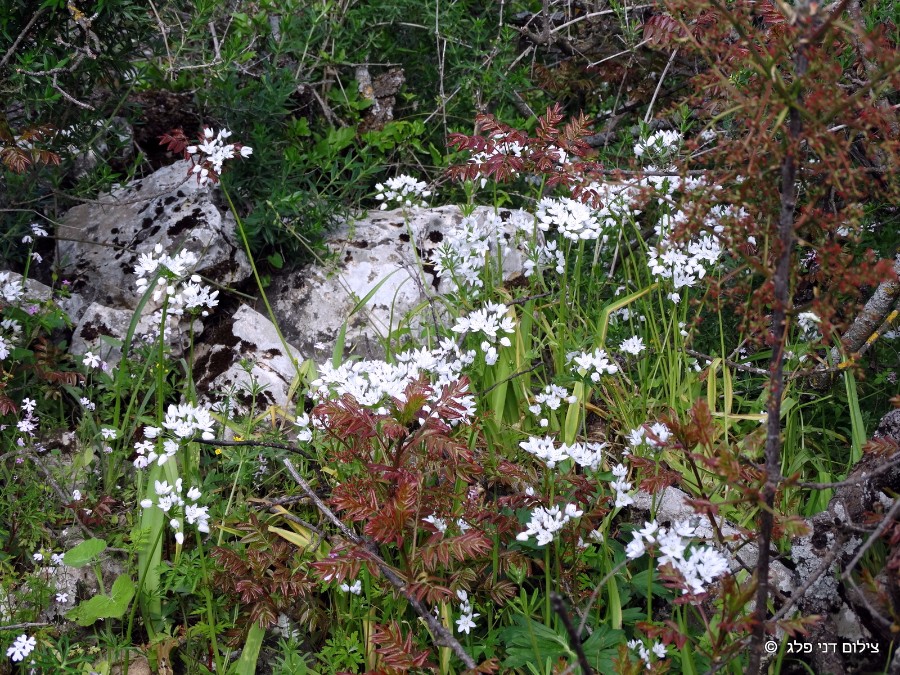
[{"left": 214, "top": 448, "right": 222, "bottom": 455}]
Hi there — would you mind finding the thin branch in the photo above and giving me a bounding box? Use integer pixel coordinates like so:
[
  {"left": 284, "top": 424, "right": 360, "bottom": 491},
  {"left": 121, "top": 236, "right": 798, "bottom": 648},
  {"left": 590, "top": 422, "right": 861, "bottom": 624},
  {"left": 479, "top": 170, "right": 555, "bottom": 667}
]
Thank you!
[
  {"left": 50, "top": 75, "right": 95, "bottom": 110},
  {"left": 644, "top": 48, "right": 678, "bottom": 124},
  {"left": 576, "top": 558, "right": 629, "bottom": 638},
  {"left": 840, "top": 496, "right": 900, "bottom": 580},
  {"left": 550, "top": 5, "right": 653, "bottom": 34},
  {"left": 749, "top": 35, "right": 807, "bottom": 675},
  {"left": 771, "top": 533, "right": 845, "bottom": 622},
  {"left": 0, "top": 622, "right": 50, "bottom": 632},
  {"left": 685, "top": 349, "right": 770, "bottom": 376},
  {"left": 551, "top": 593, "right": 594, "bottom": 675},
  {"left": 475, "top": 363, "right": 541, "bottom": 397},
  {"left": 0, "top": 9, "right": 46, "bottom": 70},
  {"left": 795, "top": 451, "right": 900, "bottom": 489},
  {"left": 192, "top": 437, "right": 316, "bottom": 461}
]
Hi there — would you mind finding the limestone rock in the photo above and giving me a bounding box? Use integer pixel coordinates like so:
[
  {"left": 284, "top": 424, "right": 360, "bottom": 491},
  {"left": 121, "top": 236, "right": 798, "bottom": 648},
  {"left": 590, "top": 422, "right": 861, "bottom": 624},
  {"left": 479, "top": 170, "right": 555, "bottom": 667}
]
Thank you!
[
  {"left": 267, "top": 205, "right": 528, "bottom": 360},
  {"left": 192, "top": 304, "right": 304, "bottom": 413},
  {"left": 56, "top": 160, "right": 250, "bottom": 310},
  {"left": 70, "top": 301, "right": 202, "bottom": 364}
]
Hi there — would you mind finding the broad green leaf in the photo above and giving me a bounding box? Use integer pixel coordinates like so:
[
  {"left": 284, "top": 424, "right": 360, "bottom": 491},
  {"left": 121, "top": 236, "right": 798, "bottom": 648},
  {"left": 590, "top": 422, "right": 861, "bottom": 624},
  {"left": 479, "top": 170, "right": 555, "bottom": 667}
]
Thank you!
[
  {"left": 65, "top": 575, "right": 134, "bottom": 626},
  {"left": 63, "top": 538, "right": 107, "bottom": 568}
]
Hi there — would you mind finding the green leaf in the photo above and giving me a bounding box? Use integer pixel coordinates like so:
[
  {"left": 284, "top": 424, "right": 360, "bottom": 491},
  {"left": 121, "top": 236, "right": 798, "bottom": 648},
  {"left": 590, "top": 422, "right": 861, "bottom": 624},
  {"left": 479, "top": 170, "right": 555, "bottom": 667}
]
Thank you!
[
  {"left": 581, "top": 624, "right": 625, "bottom": 672},
  {"left": 65, "top": 575, "right": 134, "bottom": 626},
  {"left": 63, "top": 538, "right": 107, "bottom": 568},
  {"left": 110, "top": 574, "right": 135, "bottom": 605},
  {"left": 499, "top": 616, "right": 572, "bottom": 669},
  {"left": 267, "top": 252, "right": 284, "bottom": 269}
]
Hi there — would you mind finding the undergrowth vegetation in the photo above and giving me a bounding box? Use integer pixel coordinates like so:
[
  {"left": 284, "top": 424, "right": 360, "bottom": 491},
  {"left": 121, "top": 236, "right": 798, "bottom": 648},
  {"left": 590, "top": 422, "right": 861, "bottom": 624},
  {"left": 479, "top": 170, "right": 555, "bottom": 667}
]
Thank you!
[{"left": 2, "top": 0, "right": 900, "bottom": 674}]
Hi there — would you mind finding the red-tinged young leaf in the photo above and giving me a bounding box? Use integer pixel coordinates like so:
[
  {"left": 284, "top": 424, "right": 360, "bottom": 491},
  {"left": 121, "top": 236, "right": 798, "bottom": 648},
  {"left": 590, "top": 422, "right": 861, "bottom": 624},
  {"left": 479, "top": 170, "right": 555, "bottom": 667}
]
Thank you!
[{"left": 372, "top": 621, "right": 433, "bottom": 671}]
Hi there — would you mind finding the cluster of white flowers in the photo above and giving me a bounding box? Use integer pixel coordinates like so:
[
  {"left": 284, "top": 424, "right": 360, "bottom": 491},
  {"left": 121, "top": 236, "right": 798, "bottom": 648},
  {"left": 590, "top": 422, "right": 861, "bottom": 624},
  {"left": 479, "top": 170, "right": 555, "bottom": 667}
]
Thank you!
[
  {"left": 627, "top": 422, "right": 671, "bottom": 451},
  {"left": 519, "top": 435, "right": 607, "bottom": 471},
  {"left": 140, "top": 479, "right": 209, "bottom": 544},
  {"left": 466, "top": 137, "right": 525, "bottom": 187},
  {"left": 132, "top": 244, "right": 219, "bottom": 344},
  {"left": 185, "top": 127, "right": 253, "bottom": 186},
  {"left": 0, "top": 317, "right": 22, "bottom": 361},
  {"left": 21, "top": 223, "right": 49, "bottom": 245},
  {"left": 522, "top": 238, "right": 565, "bottom": 278},
  {"left": 133, "top": 403, "right": 215, "bottom": 469},
  {"left": 535, "top": 197, "right": 609, "bottom": 242},
  {"left": 628, "top": 638, "right": 668, "bottom": 669},
  {"left": 294, "top": 411, "right": 314, "bottom": 443},
  {"left": 451, "top": 302, "right": 516, "bottom": 366},
  {"left": 619, "top": 336, "right": 646, "bottom": 356},
  {"left": 134, "top": 244, "right": 218, "bottom": 315},
  {"left": 163, "top": 402, "right": 216, "bottom": 440},
  {"left": 633, "top": 129, "right": 682, "bottom": 161},
  {"left": 134, "top": 244, "right": 197, "bottom": 292},
  {"left": 625, "top": 519, "right": 730, "bottom": 595},
  {"left": 569, "top": 348, "right": 619, "bottom": 381},
  {"left": 311, "top": 339, "right": 477, "bottom": 421},
  {"left": 530, "top": 384, "right": 575, "bottom": 412},
  {"left": 13, "top": 397, "right": 41, "bottom": 449},
  {"left": 647, "top": 218, "right": 722, "bottom": 303},
  {"left": 452, "top": 302, "right": 516, "bottom": 340},
  {"left": 528, "top": 384, "right": 576, "bottom": 427},
  {"left": 431, "top": 212, "right": 515, "bottom": 293},
  {"left": 374, "top": 174, "right": 432, "bottom": 210},
  {"left": 168, "top": 275, "right": 219, "bottom": 316},
  {"left": 516, "top": 503, "right": 583, "bottom": 547},
  {"left": 796, "top": 311, "right": 821, "bottom": 339},
  {"left": 6, "top": 634, "right": 36, "bottom": 662},
  {"left": 423, "top": 514, "right": 471, "bottom": 535},
  {"left": 0, "top": 271, "right": 24, "bottom": 305},
  {"left": 339, "top": 579, "right": 362, "bottom": 595},
  {"left": 610, "top": 463, "right": 635, "bottom": 508},
  {"left": 455, "top": 588, "right": 480, "bottom": 635}
]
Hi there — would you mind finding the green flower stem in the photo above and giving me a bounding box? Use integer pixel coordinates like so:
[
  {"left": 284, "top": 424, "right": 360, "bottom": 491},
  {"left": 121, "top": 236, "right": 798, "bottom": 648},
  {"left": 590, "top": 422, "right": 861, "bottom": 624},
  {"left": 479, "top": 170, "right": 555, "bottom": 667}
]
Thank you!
[{"left": 221, "top": 185, "right": 302, "bottom": 382}]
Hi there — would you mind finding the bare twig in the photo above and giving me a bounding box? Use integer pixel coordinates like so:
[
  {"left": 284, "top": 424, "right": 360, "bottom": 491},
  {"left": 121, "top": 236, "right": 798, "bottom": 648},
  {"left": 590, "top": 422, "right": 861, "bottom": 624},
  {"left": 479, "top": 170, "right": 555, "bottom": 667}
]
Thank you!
[
  {"left": 796, "top": 451, "right": 900, "bottom": 489},
  {"left": 841, "top": 496, "right": 900, "bottom": 580},
  {"left": 644, "top": 48, "right": 678, "bottom": 124},
  {"left": 771, "top": 533, "right": 845, "bottom": 622},
  {"left": 685, "top": 349, "right": 770, "bottom": 376},
  {"left": 550, "top": 5, "right": 653, "bottom": 34},
  {"left": 551, "top": 593, "right": 594, "bottom": 675},
  {"left": 0, "top": 622, "right": 50, "bottom": 632},
  {"left": 576, "top": 558, "right": 629, "bottom": 638},
  {"left": 0, "top": 8, "right": 46, "bottom": 70},
  {"left": 147, "top": 0, "right": 173, "bottom": 74},
  {"left": 475, "top": 363, "right": 542, "bottom": 397},
  {"left": 50, "top": 75, "right": 95, "bottom": 110},
  {"left": 193, "top": 437, "right": 316, "bottom": 461}
]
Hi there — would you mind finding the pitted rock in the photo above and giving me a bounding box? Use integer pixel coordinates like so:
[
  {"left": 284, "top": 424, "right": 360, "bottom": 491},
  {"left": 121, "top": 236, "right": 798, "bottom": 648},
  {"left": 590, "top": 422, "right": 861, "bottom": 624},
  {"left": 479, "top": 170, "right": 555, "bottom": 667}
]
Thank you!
[
  {"left": 56, "top": 160, "right": 250, "bottom": 310},
  {"left": 267, "top": 206, "right": 528, "bottom": 360}
]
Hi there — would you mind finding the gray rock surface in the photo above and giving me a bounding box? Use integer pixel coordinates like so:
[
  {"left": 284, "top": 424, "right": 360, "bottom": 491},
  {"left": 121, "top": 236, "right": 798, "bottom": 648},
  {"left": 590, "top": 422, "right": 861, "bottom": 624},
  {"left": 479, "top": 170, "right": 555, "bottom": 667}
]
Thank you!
[
  {"left": 68, "top": 301, "right": 204, "bottom": 364},
  {"left": 267, "top": 205, "right": 528, "bottom": 359},
  {"left": 192, "top": 304, "right": 304, "bottom": 413},
  {"left": 56, "top": 160, "right": 251, "bottom": 310}
]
